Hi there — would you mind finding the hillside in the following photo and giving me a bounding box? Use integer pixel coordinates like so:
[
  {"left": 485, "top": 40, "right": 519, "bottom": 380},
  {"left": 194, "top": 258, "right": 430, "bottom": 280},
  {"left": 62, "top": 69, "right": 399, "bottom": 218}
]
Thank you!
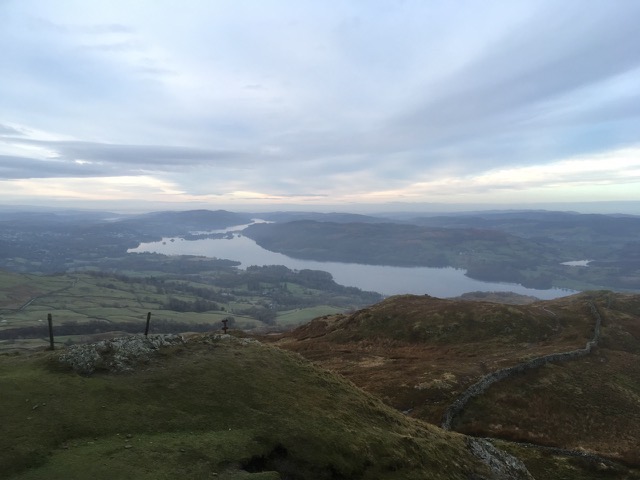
[
  {"left": 0, "top": 334, "right": 531, "bottom": 480},
  {"left": 0, "top": 209, "right": 252, "bottom": 274},
  {"left": 0, "top": 267, "right": 380, "bottom": 352},
  {"left": 243, "top": 220, "right": 552, "bottom": 271},
  {"left": 242, "top": 215, "right": 640, "bottom": 291},
  {"left": 269, "top": 292, "right": 640, "bottom": 474},
  {"left": 2, "top": 286, "right": 639, "bottom": 478}
]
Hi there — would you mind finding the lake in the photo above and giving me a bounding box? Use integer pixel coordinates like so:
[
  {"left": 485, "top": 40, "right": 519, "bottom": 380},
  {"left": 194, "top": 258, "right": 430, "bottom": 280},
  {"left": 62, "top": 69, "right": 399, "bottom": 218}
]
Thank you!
[{"left": 128, "top": 231, "right": 575, "bottom": 299}]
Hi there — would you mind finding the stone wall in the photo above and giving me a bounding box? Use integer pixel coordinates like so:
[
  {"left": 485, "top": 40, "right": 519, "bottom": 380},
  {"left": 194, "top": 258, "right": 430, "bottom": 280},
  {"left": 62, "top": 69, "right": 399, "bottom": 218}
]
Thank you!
[{"left": 441, "top": 302, "right": 603, "bottom": 430}]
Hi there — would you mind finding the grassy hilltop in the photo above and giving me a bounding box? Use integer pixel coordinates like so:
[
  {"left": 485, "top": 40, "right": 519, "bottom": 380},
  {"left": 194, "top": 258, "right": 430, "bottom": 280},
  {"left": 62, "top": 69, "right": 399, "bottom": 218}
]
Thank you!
[{"left": 1, "top": 334, "right": 525, "bottom": 480}]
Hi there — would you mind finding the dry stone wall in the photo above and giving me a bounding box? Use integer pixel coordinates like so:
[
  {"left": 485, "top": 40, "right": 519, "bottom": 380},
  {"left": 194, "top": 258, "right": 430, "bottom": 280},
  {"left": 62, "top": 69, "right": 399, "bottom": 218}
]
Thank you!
[{"left": 441, "top": 302, "right": 603, "bottom": 430}]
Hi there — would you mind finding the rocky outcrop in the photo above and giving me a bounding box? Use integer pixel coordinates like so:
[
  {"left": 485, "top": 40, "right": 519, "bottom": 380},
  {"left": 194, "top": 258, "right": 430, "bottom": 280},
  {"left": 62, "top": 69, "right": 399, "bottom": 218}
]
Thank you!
[
  {"left": 58, "top": 334, "right": 185, "bottom": 375},
  {"left": 441, "top": 302, "right": 603, "bottom": 430},
  {"left": 467, "top": 438, "right": 535, "bottom": 480},
  {"left": 58, "top": 333, "right": 262, "bottom": 375}
]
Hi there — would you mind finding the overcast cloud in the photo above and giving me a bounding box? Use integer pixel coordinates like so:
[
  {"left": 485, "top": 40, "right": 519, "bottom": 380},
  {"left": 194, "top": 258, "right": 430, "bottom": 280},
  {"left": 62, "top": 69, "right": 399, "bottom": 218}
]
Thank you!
[{"left": 1, "top": 0, "right": 640, "bottom": 212}]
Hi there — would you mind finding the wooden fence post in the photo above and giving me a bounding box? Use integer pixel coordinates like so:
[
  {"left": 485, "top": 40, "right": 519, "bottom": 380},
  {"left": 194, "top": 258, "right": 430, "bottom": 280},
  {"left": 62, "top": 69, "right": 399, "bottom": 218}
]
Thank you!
[
  {"left": 144, "top": 312, "right": 151, "bottom": 336},
  {"left": 47, "top": 313, "right": 55, "bottom": 350}
]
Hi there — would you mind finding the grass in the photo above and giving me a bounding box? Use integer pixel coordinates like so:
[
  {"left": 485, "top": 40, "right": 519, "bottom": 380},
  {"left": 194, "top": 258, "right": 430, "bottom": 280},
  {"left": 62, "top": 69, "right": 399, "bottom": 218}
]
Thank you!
[
  {"left": 270, "top": 291, "right": 640, "bottom": 475},
  {"left": 0, "top": 268, "right": 376, "bottom": 340},
  {"left": 0, "top": 336, "right": 500, "bottom": 480},
  {"left": 10, "top": 430, "right": 281, "bottom": 480},
  {"left": 276, "top": 306, "right": 343, "bottom": 327},
  {"left": 495, "top": 441, "right": 640, "bottom": 480},
  {"left": 4, "top": 270, "right": 639, "bottom": 477},
  {"left": 272, "top": 293, "right": 600, "bottom": 423},
  {"left": 448, "top": 294, "right": 640, "bottom": 466},
  {"left": 455, "top": 350, "right": 640, "bottom": 465}
]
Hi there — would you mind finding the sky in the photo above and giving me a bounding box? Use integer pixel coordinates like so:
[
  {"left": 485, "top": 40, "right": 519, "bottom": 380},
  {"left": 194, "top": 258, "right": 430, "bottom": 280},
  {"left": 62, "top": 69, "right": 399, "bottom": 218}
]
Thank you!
[{"left": 1, "top": 0, "right": 640, "bottom": 214}]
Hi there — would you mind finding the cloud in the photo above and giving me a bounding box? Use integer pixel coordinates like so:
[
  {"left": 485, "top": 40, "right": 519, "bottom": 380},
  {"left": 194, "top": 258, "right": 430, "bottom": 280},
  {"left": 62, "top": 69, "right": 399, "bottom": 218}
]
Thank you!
[
  {"left": 0, "top": 175, "right": 185, "bottom": 202},
  {"left": 46, "top": 141, "right": 242, "bottom": 166},
  {"left": 0, "top": 138, "right": 248, "bottom": 178},
  {"left": 383, "top": 1, "right": 640, "bottom": 168},
  {"left": 0, "top": 155, "right": 107, "bottom": 179},
  {"left": 398, "top": 147, "right": 640, "bottom": 199},
  {"left": 27, "top": 16, "right": 134, "bottom": 35},
  {"left": 0, "top": 124, "right": 25, "bottom": 136},
  {"left": 0, "top": 0, "right": 639, "bottom": 210}
]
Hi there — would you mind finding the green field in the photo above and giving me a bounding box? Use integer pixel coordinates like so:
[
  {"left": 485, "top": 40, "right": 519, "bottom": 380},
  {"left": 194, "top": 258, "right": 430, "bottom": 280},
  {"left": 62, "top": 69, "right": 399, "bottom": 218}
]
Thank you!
[
  {"left": 0, "top": 266, "right": 380, "bottom": 351},
  {"left": 0, "top": 335, "right": 503, "bottom": 479},
  {"left": 276, "top": 306, "right": 343, "bottom": 327}
]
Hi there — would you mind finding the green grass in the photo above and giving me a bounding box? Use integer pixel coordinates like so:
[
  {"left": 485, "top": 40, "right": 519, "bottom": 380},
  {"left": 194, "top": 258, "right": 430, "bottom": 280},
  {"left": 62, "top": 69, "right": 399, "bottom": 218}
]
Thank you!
[
  {"left": 495, "top": 441, "right": 640, "bottom": 480},
  {"left": 275, "top": 291, "right": 640, "bottom": 478},
  {"left": 276, "top": 306, "right": 343, "bottom": 326},
  {"left": 0, "top": 336, "right": 498, "bottom": 480},
  {"left": 0, "top": 266, "right": 380, "bottom": 341},
  {"left": 10, "top": 430, "right": 281, "bottom": 480}
]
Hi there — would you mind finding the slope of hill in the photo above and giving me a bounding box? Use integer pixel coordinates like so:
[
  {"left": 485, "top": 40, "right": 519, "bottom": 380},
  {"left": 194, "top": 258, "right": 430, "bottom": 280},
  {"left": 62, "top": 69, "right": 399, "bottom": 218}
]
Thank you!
[
  {"left": 454, "top": 293, "right": 640, "bottom": 465},
  {"left": 0, "top": 334, "right": 531, "bottom": 480},
  {"left": 405, "top": 211, "right": 640, "bottom": 291},
  {"left": 118, "top": 209, "right": 255, "bottom": 237},
  {"left": 0, "top": 267, "right": 380, "bottom": 352},
  {"left": 269, "top": 292, "right": 640, "bottom": 474},
  {"left": 242, "top": 213, "right": 640, "bottom": 291},
  {"left": 243, "top": 220, "right": 552, "bottom": 270}
]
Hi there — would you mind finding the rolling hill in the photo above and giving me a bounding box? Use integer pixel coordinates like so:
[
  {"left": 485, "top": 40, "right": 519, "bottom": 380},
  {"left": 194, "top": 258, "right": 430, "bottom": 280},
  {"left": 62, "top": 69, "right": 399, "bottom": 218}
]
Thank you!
[
  {"left": 2, "top": 260, "right": 639, "bottom": 478},
  {"left": 269, "top": 291, "right": 640, "bottom": 476},
  {"left": 1, "top": 333, "right": 533, "bottom": 480}
]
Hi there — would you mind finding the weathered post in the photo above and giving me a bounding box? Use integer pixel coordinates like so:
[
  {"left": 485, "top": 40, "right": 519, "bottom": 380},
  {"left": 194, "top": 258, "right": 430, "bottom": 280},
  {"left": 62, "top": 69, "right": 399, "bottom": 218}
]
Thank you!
[
  {"left": 144, "top": 312, "right": 151, "bottom": 337},
  {"left": 47, "top": 313, "right": 55, "bottom": 350},
  {"left": 222, "top": 318, "right": 228, "bottom": 334}
]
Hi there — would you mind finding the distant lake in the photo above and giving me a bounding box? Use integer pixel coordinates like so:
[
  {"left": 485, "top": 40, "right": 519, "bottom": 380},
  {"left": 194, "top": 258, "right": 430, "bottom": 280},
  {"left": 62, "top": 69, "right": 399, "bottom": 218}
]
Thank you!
[{"left": 129, "top": 228, "right": 575, "bottom": 300}]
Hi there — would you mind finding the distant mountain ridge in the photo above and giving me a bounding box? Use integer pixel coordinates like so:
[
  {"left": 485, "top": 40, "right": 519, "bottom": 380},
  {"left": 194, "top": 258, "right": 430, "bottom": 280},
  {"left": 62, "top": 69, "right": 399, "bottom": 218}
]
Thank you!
[
  {"left": 118, "top": 209, "right": 254, "bottom": 235},
  {"left": 1, "top": 207, "right": 639, "bottom": 290}
]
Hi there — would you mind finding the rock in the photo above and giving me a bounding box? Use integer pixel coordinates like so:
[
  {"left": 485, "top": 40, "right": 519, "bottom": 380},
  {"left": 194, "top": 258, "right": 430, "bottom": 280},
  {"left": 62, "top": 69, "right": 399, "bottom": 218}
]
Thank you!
[
  {"left": 57, "top": 333, "right": 260, "bottom": 375},
  {"left": 58, "top": 334, "right": 185, "bottom": 375},
  {"left": 467, "top": 438, "right": 535, "bottom": 480}
]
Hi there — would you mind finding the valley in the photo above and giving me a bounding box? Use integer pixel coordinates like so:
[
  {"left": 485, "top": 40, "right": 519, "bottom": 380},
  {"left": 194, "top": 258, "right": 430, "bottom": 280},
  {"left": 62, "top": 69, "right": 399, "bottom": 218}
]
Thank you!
[
  {"left": 1, "top": 207, "right": 639, "bottom": 479},
  {"left": 5, "top": 1, "right": 640, "bottom": 477},
  {"left": 2, "top": 290, "right": 639, "bottom": 479},
  {"left": 0, "top": 265, "right": 380, "bottom": 352}
]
